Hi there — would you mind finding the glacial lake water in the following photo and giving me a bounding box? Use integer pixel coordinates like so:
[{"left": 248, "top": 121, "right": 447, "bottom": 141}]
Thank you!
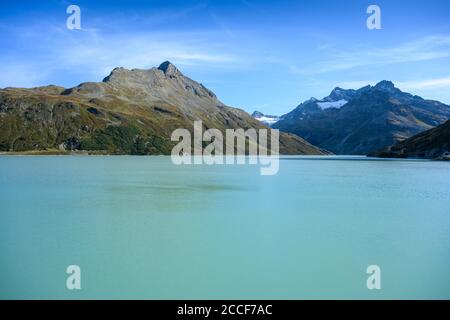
[{"left": 0, "top": 156, "right": 449, "bottom": 299}]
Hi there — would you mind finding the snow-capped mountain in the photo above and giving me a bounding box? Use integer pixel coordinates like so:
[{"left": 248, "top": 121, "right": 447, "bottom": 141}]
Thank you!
[
  {"left": 251, "top": 111, "right": 280, "bottom": 126},
  {"left": 274, "top": 81, "right": 450, "bottom": 155},
  {"left": 278, "top": 88, "right": 358, "bottom": 123}
]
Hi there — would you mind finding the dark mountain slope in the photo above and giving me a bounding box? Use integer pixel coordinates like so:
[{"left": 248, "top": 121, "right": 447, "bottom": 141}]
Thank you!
[
  {"left": 274, "top": 81, "right": 450, "bottom": 155},
  {"left": 369, "top": 120, "right": 450, "bottom": 159}
]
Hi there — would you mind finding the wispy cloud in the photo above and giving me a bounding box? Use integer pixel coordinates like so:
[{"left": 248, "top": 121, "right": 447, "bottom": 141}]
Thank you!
[
  {"left": 78, "top": 2, "right": 209, "bottom": 32},
  {"left": 58, "top": 29, "right": 236, "bottom": 68},
  {"left": 0, "top": 20, "right": 239, "bottom": 88},
  {"left": 210, "top": 13, "right": 235, "bottom": 37},
  {"left": 397, "top": 78, "right": 450, "bottom": 90},
  {"left": 0, "top": 63, "right": 51, "bottom": 88},
  {"left": 294, "top": 36, "right": 450, "bottom": 75}
]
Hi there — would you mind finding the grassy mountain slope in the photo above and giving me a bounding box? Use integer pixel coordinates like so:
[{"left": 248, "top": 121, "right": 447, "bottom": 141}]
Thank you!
[{"left": 0, "top": 62, "right": 329, "bottom": 155}]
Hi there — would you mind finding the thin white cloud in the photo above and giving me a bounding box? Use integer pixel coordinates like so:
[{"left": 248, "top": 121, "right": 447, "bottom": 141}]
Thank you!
[
  {"left": 0, "top": 63, "right": 51, "bottom": 88},
  {"left": 397, "top": 78, "right": 450, "bottom": 91},
  {"left": 294, "top": 36, "right": 450, "bottom": 75},
  {"left": 58, "top": 30, "right": 236, "bottom": 68},
  {"left": 210, "top": 13, "right": 234, "bottom": 38},
  {"left": 0, "top": 21, "right": 240, "bottom": 88}
]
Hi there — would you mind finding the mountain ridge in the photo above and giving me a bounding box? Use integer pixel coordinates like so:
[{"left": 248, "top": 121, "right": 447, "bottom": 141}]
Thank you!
[
  {"left": 274, "top": 81, "right": 450, "bottom": 155},
  {"left": 0, "top": 61, "right": 329, "bottom": 156}
]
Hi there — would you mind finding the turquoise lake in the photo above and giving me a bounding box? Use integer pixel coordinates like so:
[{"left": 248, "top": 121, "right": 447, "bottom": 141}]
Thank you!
[{"left": 0, "top": 156, "right": 449, "bottom": 299}]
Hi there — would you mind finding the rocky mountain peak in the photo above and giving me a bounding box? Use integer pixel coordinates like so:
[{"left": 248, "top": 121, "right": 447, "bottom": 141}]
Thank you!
[
  {"left": 101, "top": 61, "right": 182, "bottom": 84},
  {"left": 331, "top": 87, "right": 345, "bottom": 94},
  {"left": 252, "top": 111, "right": 264, "bottom": 118},
  {"left": 374, "top": 80, "right": 397, "bottom": 92},
  {"left": 158, "top": 61, "right": 180, "bottom": 76},
  {"left": 88, "top": 61, "right": 220, "bottom": 109},
  {"left": 102, "top": 67, "right": 131, "bottom": 83},
  {"left": 327, "top": 87, "right": 356, "bottom": 101}
]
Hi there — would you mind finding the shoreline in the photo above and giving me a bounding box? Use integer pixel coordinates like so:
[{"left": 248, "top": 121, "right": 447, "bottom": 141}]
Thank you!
[
  {"left": 0, "top": 150, "right": 115, "bottom": 156},
  {"left": 0, "top": 151, "right": 447, "bottom": 161}
]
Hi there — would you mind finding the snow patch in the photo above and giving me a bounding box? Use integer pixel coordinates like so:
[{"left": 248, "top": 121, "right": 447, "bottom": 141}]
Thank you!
[
  {"left": 255, "top": 116, "right": 280, "bottom": 125},
  {"left": 317, "top": 99, "right": 348, "bottom": 110}
]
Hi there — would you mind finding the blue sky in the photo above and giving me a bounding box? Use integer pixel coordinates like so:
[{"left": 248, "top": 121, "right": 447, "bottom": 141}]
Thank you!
[{"left": 1, "top": 0, "right": 450, "bottom": 115}]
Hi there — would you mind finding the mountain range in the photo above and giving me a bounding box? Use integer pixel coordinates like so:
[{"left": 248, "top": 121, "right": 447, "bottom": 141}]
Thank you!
[
  {"left": 2, "top": 63, "right": 449, "bottom": 158},
  {"left": 273, "top": 81, "right": 450, "bottom": 155},
  {"left": 0, "top": 62, "right": 328, "bottom": 155}
]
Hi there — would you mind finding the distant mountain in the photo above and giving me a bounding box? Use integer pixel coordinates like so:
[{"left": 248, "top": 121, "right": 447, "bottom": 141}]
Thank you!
[
  {"left": 274, "top": 81, "right": 450, "bottom": 155},
  {"left": 369, "top": 120, "right": 450, "bottom": 159},
  {"left": 0, "top": 61, "right": 328, "bottom": 155},
  {"left": 252, "top": 111, "right": 280, "bottom": 126}
]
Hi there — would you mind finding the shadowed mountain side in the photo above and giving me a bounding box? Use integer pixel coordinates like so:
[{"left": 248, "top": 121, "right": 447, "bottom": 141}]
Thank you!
[
  {"left": 368, "top": 120, "right": 450, "bottom": 159},
  {"left": 274, "top": 81, "right": 450, "bottom": 155}
]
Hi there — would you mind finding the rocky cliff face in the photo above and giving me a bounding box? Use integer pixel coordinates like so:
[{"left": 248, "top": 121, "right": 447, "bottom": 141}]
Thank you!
[
  {"left": 274, "top": 81, "right": 450, "bottom": 155},
  {"left": 0, "top": 62, "right": 328, "bottom": 155}
]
